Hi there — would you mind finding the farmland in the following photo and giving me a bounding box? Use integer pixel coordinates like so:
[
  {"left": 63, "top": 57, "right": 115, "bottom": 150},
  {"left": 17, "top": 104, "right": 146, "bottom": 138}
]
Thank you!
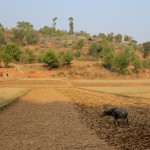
[{"left": 0, "top": 79, "right": 150, "bottom": 149}]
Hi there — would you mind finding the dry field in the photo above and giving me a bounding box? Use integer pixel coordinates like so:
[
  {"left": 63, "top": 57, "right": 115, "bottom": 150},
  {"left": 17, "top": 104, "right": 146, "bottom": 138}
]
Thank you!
[
  {"left": 0, "top": 79, "right": 150, "bottom": 150},
  {"left": 81, "top": 86, "right": 150, "bottom": 99}
]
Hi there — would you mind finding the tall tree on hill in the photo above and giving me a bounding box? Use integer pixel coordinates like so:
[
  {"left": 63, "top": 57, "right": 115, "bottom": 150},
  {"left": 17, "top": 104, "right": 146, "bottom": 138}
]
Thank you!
[
  {"left": 68, "top": 17, "right": 74, "bottom": 34},
  {"left": 52, "top": 17, "right": 58, "bottom": 29}
]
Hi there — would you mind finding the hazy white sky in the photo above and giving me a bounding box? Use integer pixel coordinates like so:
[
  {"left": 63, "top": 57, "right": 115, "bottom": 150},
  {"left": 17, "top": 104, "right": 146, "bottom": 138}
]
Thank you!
[{"left": 0, "top": 0, "right": 150, "bottom": 43}]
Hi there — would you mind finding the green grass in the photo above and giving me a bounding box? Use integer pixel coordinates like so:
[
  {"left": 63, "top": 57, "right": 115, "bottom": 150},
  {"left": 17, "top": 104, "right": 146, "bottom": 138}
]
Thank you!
[
  {"left": 0, "top": 88, "right": 29, "bottom": 109},
  {"left": 81, "top": 86, "right": 150, "bottom": 99}
]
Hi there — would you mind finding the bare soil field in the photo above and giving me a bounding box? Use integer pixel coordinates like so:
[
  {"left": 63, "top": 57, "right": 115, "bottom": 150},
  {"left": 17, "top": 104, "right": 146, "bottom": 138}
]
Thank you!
[
  {"left": 0, "top": 87, "right": 114, "bottom": 150},
  {"left": 0, "top": 79, "right": 150, "bottom": 150},
  {"left": 57, "top": 88, "right": 150, "bottom": 150}
]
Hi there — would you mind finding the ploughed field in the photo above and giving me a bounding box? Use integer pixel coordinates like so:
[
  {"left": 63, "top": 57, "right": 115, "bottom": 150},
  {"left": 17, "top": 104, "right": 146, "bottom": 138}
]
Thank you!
[
  {"left": 57, "top": 87, "right": 150, "bottom": 150},
  {"left": 0, "top": 79, "right": 150, "bottom": 150}
]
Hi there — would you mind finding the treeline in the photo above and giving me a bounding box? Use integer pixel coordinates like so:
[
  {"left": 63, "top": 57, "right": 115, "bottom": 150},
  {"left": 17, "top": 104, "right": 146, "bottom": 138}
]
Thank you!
[{"left": 0, "top": 21, "right": 150, "bottom": 74}]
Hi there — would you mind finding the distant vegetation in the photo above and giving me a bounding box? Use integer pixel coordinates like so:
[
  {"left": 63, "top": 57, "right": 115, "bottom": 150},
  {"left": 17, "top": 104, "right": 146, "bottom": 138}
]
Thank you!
[{"left": 0, "top": 19, "right": 150, "bottom": 74}]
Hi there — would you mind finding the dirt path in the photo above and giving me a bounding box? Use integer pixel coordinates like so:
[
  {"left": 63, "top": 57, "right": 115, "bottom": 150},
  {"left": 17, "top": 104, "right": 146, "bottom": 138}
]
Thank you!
[{"left": 0, "top": 88, "right": 114, "bottom": 150}]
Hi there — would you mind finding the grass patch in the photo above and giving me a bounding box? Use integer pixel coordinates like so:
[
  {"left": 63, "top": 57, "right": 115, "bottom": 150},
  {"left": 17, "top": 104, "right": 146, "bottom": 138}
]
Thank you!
[
  {"left": 0, "top": 88, "right": 30, "bottom": 109},
  {"left": 81, "top": 86, "right": 150, "bottom": 99}
]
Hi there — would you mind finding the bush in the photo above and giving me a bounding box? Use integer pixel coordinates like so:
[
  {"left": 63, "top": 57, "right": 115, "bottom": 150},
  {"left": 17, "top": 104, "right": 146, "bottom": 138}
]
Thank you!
[
  {"left": 62, "top": 51, "right": 73, "bottom": 66},
  {"left": 103, "top": 51, "right": 115, "bottom": 70},
  {"left": 113, "top": 48, "right": 136, "bottom": 74},
  {"left": 3, "top": 42, "right": 21, "bottom": 62},
  {"left": 42, "top": 49, "right": 59, "bottom": 69},
  {"left": 0, "top": 52, "right": 13, "bottom": 67}
]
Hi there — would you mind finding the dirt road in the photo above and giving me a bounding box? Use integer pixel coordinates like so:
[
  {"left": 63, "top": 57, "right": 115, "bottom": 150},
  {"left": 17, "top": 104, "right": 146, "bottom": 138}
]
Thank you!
[{"left": 0, "top": 88, "right": 114, "bottom": 150}]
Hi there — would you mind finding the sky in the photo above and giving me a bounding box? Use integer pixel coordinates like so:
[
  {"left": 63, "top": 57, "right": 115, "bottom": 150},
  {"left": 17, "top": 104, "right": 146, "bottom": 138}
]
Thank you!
[{"left": 0, "top": 0, "right": 150, "bottom": 43}]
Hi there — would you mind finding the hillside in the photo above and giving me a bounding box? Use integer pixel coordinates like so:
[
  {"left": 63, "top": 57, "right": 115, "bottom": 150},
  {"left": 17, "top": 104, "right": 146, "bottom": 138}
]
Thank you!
[
  {"left": 0, "top": 22, "right": 150, "bottom": 79},
  {"left": 1, "top": 60, "right": 150, "bottom": 80}
]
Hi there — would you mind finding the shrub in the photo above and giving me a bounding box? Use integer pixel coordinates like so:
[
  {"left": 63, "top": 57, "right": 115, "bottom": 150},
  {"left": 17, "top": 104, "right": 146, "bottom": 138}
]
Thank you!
[
  {"left": 75, "top": 49, "right": 82, "bottom": 57},
  {"left": 143, "top": 42, "right": 150, "bottom": 58},
  {"left": 143, "top": 58, "right": 150, "bottom": 69},
  {"left": 76, "top": 39, "right": 84, "bottom": 49},
  {"left": 113, "top": 48, "right": 136, "bottom": 74},
  {"left": 0, "top": 52, "right": 13, "bottom": 67},
  {"left": 21, "top": 48, "right": 35, "bottom": 64},
  {"left": 103, "top": 51, "right": 115, "bottom": 70},
  {"left": 26, "top": 31, "right": 39, "bottom": 44},
  {"left": 89, "top": 42, "right": 99, "bottom": 58},
  {"left": 42, "top": 49, "right": 59, "bottom": 69},
  {"left": 3, "top": 42, "right": 21, "bottom": 62},
  {"left": 132, "top": 58, "right": 142, "bottom": 71},
  {"left": 0, "top": 33, "right": 5, "bottom": 45},
  {"left": 89, "top": 41, "right": 114, "bottom": 59},
  {"left": 62, "top": 51, "right": 73, "bottom": 66},
  {"left": 98, "top": 40, "right": 114, "bottom": 57}
]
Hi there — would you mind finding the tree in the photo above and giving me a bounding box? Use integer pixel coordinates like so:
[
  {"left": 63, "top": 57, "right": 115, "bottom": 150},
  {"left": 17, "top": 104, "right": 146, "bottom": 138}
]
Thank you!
[
  {"left": 115, "top": 34, "right": 122, "bottom": 43},
  {"left": 68, "top": 17, "right": 74, "bottom": 34},
  {"left": 42, "top": 49, "right": 59, "bottom": 69},
  {"left": 13, "top": 21, "right": 34, "bottom": 45},
  {"left": 107, "top": 32, "right": 114, "bottom": 42},
  {"left": 52, "top": 17, "right": 58, "bottom": 29},
  {"left": 16, "top": 21, "right": 33, "bottom": 30},
  {"left": 143, "top": 42, "right": 150, "bottom": 58},
  {"left": 98, "top": 33, "right": 107, "bottom": 41},
  {"left": 124, "top": 35, "right": 132, "bottom": 42}
]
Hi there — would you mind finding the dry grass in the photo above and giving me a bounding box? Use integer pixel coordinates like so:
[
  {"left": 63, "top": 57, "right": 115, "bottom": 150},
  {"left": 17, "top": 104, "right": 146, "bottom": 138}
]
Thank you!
[
  {"left": 0, "top": 88, "right": 29, "bottom": 108},
  {"left": 81, "top": 86, "right": 150, "bottom": 99}
]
